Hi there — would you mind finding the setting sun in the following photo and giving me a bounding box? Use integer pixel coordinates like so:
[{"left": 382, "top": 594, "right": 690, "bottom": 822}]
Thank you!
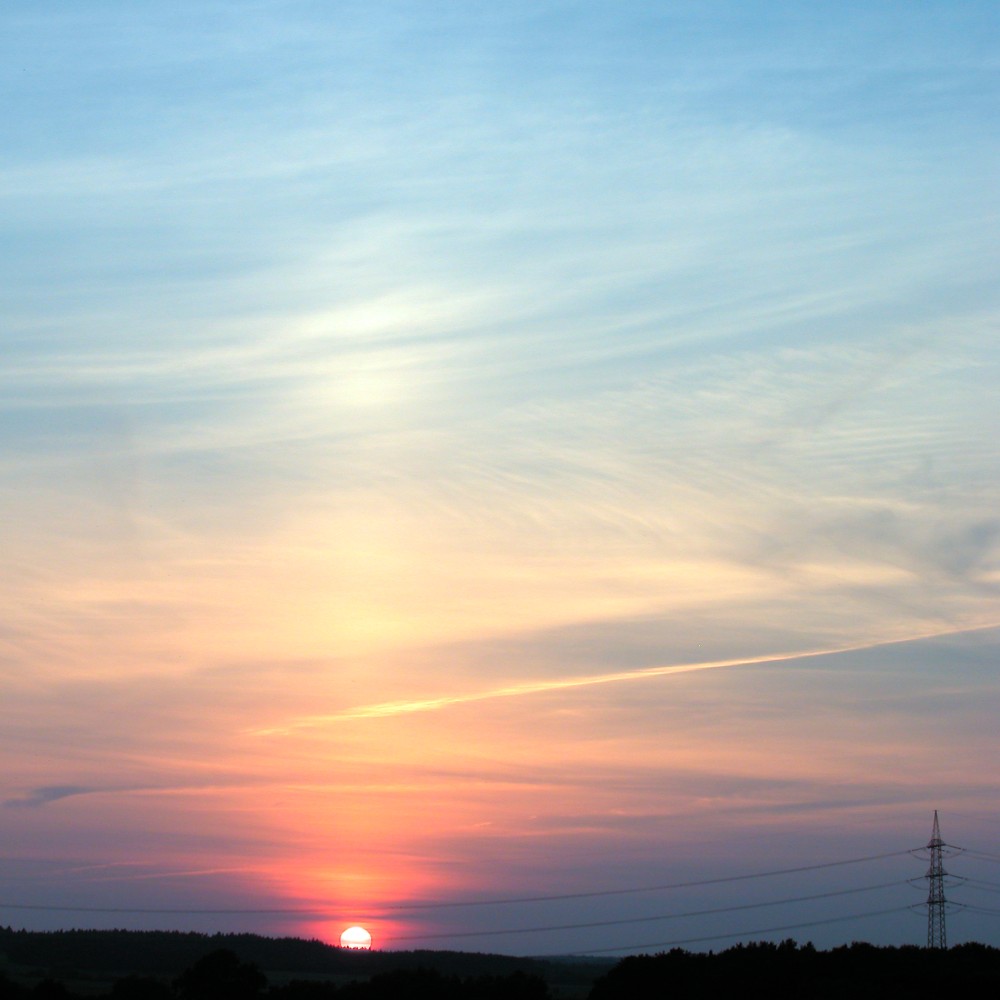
[{"left": 340, "top": 926, "right": 372, "bottom": 950}]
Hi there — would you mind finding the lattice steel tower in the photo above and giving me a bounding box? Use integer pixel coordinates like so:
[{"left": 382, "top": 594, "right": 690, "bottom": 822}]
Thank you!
[{"left": 925, "top": 810, "right": 948, "bottom": 949}]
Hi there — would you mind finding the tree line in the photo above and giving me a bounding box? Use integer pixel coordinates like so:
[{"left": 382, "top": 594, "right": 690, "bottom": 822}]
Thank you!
[
  {"left": 1, "top": 949, "right": 546, "bottom": 1000},
  {"left": 3, "top": 930, "right": 1000, "bottom": 999},
  {"left": 590, "top": 940, "right": 1000, "bottom": 999}
]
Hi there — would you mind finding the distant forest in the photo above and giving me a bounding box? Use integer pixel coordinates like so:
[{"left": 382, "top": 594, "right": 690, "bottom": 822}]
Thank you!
[{"left": 2, "top": 928, "right": 1000, "bottom": 999}]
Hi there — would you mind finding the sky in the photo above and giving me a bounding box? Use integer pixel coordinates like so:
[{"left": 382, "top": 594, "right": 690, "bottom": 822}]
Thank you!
[{"left": 1, "top": 0, "right": 999, "bottom": 957}]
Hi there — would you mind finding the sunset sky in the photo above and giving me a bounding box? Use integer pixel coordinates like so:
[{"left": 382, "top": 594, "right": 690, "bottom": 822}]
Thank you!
[{"left": 2, "top": 1, "right": 999, "bottom": 955}]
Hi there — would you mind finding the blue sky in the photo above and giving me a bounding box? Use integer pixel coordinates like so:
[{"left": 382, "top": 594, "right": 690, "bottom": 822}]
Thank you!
[{"left": 1, "top": 0, "right": 999, "bottom": 954}]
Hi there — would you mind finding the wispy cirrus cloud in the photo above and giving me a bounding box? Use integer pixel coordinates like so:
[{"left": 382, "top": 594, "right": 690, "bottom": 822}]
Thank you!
[{"left": 1, "top": 0, "right": 998, "bottom": 950}]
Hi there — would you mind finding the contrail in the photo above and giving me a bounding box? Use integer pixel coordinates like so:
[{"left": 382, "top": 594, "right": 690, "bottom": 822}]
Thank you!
[{"left": 255, "top": 620, "right": 998, "bottom": 734}]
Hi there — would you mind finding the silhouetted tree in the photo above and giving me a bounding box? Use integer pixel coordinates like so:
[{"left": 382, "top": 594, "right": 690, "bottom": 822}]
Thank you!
[
  {"left": 464, "top": 970, "right": 549, "bottom": 1000},
  {"left": 0, "top": 972, "right": 28, "bottom": 1000},
  {"left": 30, "top": 982, "right": 71, "bottom": 1000},
  {"left": 174, "top": 949, "right": 267, "bottom": 1000},
  {"left": 108, "top": 974, "right": 173, "bottom": 1000},
  {"left": 267, "top": 981, "right": 339, "bottom": 1000},
  {"left": 339, "top": 968, "right": 459, "bottom": 1000}
]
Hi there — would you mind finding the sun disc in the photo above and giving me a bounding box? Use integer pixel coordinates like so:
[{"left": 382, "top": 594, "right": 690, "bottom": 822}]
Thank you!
[{"left": 340, "top": 925, "right": 372, "bottom": 950}]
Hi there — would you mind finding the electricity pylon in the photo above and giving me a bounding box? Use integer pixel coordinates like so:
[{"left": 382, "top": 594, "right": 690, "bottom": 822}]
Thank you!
[{"left": 925, "top": 810, "right": 948, "bottom": 949}]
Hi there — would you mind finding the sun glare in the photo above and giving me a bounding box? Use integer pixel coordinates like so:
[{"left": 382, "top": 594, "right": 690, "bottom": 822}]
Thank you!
[{"left": 340, "top": 925, "right": 372, "bottom": 950}]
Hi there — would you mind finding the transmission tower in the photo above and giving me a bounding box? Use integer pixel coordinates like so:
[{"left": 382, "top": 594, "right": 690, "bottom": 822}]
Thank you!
[{"left": 925, "top": 810, "right": 948, "bottom": 949}]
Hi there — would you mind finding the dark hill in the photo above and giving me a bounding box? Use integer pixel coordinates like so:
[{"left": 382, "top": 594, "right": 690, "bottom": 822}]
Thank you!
[{"left": 0, "top": 927, "right": 610, "bottom": 994}]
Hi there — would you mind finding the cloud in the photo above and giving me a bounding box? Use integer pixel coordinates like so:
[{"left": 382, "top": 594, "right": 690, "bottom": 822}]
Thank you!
[
  {"left": 256, "top": 621, "right": 1000, "bottom": 732},
  {"left": 4, "top": 785, "right": 95, "bottom": 808}
]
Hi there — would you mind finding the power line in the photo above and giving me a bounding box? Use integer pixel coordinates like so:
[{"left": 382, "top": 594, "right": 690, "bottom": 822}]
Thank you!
[
  {"left": 0, "top": 839, "right": 965, "bottom": 955},
  {"left": 964, "top": 879, "right": 1000, "bottom": 896},
  {"left": 379, "top": 850, "right": 913, "bottom": 910},
  {"left": 0, "top": 849, "right": 912, "bottom": 916},
  {"left": 388, "top": 879, "right": 906, "bottom": 942},
  {"left": 964, "top": 849, "right": 1000, "bottom": 865},
  {"left": 958, "top": 904, "right": 1000, "bottom": 918},
  {"left": 536, "top": 905, "right": 915, "bottom": 956}
]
